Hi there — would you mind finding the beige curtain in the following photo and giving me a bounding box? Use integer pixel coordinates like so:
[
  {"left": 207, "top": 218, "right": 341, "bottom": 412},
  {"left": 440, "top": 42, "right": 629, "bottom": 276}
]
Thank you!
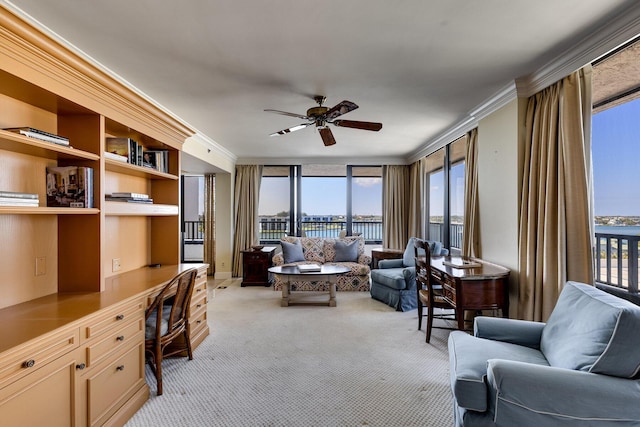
[
  {"left": 382, "top": 165, "right": 410, "bottom": 249},
  {"left": 408, "top": 158, "right": 426, "bottom": 239},
  {"left": 203, "top": 174, "right": 216, "bottom": 276},
  {"left": 462, "top": 128, "right": 480, "bottom": 257},
  {"left": 232, "top": 165, "right": 262, "bottom": 277},
  {"left": 518, "top": 67, "right": 594, "bottom": 321}
]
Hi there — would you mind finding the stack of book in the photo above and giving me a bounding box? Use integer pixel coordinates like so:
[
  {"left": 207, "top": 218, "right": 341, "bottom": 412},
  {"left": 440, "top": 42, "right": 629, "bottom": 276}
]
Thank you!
[
  {"left": 143, "top": 149, "right": 169, "bottom": 173},
  {"left": 0, "top": 191, "right": 39, "bottom": 207},
  {"left": 106, "top": 192, "right": 153, "bottom": 204},
  {"left": 4, "top": 127, "right": 70, "bottom": 147},
  {"left": 46, "top": 166, "right": 93, "bottom": 208}
]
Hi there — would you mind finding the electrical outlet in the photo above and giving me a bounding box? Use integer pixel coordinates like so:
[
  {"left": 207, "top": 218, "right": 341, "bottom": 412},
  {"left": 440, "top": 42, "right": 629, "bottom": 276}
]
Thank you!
[
  {"left": 112, "top": 258, "right": 121, "bottom": 272},
  {"left": 221, "top": 261, "right": 225, "bottom": 267},
  {"left": 35, "top": 257, "right": 46, "bottom": 276}
]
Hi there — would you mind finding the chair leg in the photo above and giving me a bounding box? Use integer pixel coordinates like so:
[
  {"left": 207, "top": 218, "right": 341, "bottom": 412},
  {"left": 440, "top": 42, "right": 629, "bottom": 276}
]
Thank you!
[
  {"left": 184, "top": 329, "right": 193, "bottom": 360},
  {"left": 155, "top": 343, "right": 163, "bottom": 395},
  {"left": 417, "top": 302, "right": 423, "bottom": 330},
  {"left": 426, "top": 304, "right": 434, "bottom": 343}
]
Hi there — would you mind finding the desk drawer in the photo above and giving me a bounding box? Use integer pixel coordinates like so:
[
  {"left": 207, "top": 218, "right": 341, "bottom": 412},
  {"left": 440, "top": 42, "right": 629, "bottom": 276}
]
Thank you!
[
  {"left": 81, "top": 299, "right": 144, "bottom": 342},
  {"left": 190, "top": 304, "right": 208, "bottom": 334},
  {"left": 0, "top": 326, "right": 79, "bottom": 389},
  {"left": 85, "top": 316, "right": 144, "bottom": 368},
  {"left": 442, "top": 281, "right": 456, "bottom": 306},
  {"left": 86, "top": 337, "right": 145, "bottom": 427}
]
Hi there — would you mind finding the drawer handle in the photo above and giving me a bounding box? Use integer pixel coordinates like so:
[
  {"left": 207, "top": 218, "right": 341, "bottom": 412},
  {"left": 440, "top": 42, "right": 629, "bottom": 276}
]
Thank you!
[
  {"left": 116, "top": 365, "right": 125, "bottom": 371},
  {"left": 196, "top": 304, "right": 202, "bottom": 308},
  {"left": 76, "top": 363, "right": 86, "bottom": 370},
  {"left": 196, "top": 289, "right": 202, "bottom": 292},
  {"left": 116, "top": 314, "right": 125, "bottom": 321},
  {"left": 22, "top": 359, "right": 36, "bottom": 369},
  {"left": 116, "top": 335, "right": 125, "bottom": 341}
]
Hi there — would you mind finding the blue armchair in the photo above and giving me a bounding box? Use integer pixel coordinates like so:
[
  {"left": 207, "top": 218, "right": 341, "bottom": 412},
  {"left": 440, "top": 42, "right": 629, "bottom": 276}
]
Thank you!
[
  {"left": 448, "top": 281, "right": 640, "bottom": 426},
  {"left": 369, "top": 237, "right": 448, "bottom": 311}
]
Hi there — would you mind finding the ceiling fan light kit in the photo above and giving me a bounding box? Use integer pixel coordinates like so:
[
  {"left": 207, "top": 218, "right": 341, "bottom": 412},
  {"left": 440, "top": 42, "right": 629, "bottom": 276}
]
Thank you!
[{"left": 265, "top": 95, "right": 382, "bottom": 146}]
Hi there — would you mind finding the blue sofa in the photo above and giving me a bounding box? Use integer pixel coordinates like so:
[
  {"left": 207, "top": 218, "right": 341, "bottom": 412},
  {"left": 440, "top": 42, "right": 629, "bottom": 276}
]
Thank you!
[
  {"left": 448, "top": 281, "right": 640, "bottom": 426},
  {"left": 369, "top": 237, "right": 448, "bottom": 311}
]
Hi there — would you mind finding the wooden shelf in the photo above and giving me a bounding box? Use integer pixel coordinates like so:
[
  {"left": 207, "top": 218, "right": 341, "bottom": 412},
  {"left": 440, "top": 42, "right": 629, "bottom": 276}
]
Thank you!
[
  {"left": 0, "top": 206, "right": 99, "bottom": 215},
  {"left": 0, "top": 130, "right": 99, "bottom": 161},
  {"left": 105, "top": 158, "right": 178, "bottom": 180},
  {"left": 104, "top": 201, "right": 178, "bottom": 216}
]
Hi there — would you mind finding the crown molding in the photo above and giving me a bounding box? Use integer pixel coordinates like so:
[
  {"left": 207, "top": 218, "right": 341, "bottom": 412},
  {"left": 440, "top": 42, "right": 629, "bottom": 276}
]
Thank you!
[
  {"left": 237, "top": 156, "right": 407, "bottom": 166},
  {"left": 516, "top": 3, "right": 640, "bottom": 97}
]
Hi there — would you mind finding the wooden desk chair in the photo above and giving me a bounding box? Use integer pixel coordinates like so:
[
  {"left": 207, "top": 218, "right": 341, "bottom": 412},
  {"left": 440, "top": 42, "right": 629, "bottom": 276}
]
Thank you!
[
  {"left": 414, "top": 239, "right": 456, "bottom": 343},
  {"left": 145, "top": 268, "right": 198, "bottom": 395}
]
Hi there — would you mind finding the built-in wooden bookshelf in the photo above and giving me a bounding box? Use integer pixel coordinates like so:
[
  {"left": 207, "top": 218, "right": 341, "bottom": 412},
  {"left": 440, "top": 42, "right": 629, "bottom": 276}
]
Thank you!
[{"left": 0, "top": 6, "right": 203, "bottom": 425}]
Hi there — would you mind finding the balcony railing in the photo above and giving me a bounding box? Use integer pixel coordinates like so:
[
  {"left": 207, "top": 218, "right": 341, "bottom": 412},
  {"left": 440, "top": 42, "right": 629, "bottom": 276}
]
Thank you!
[
  {"left": 428, "top": 222, "right": 464, "bottom": 250},
  {"left": 183, "top": 220, "right": 204, "bottom": 243},
  {"left": 595, "top": 232, "right": 640, "bottom": 302},
  {"left": 258, "top": 219, "right": 383, "bottom": 243}
]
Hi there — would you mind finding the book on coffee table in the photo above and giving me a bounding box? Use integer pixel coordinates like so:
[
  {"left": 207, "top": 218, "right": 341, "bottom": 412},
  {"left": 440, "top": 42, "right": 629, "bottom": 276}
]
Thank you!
[{"left": 298, "top": 264, "right": 322, "bottom": 273}]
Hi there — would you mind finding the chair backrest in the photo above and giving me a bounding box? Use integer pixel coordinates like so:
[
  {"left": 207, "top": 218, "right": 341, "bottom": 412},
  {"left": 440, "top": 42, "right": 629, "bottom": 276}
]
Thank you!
[
  {"left": 145, "top": 268, "right": 198, "bottom": 340},
  {"left": 540, "top": 281, "right": 640, "bottom": 378},
  {"left": 414, "top": 238, "right": 433, "bottom": 290}
]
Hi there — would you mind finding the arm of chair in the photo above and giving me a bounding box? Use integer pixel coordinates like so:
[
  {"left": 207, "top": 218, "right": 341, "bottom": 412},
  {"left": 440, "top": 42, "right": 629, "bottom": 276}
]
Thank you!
[
  {"left": 378, "top": 259, "right": 404, "bottom": 269},
  {"left": 358, "top": 254, "right": 371, "bottom": 266},
  {"left": 273, "top": 253, "right": 284, "bottom": 266},
  {"left": 487, "top": 360, "right": 640, "bottom": 426},
  {"left": 474, "top": 317, "right": 544, "bottom": 349}
]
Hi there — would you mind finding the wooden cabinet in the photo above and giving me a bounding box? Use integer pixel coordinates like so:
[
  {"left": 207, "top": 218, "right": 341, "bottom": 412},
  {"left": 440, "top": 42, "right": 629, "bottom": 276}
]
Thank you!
[
  {"left": 189, "top": 266, "right": 210, "bottom": 349},
  {"left": 241, "top": 247, "right": 276, "bottom": 286},
  {"left": 0, "top": 7, "right": 199, "bottom": 427}
]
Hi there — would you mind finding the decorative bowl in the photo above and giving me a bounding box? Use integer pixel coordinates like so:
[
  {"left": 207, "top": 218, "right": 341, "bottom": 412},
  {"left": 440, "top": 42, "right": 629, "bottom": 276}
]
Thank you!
[{"left": 252, "top": 245, "right": 264, "bottom": 251}]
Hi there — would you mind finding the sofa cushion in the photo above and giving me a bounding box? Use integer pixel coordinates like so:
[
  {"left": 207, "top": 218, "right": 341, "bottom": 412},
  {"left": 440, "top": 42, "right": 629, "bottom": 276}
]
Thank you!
[
  {"left": 334, "top": 239, "right": 358, "bottom": 262},
  {"left": 281, "top": 239, "right": 305, "bottom": 263},
  {"left": 324, "top": 236, "right": 364, "bottom": 262},
  {"left": 540, "top": 281, "right": 640, "bottom": 378},
  {"left": 282, "top": 236, "right": 325, "bottom": 263},
  {"left": 448, "top": 330, "right": 549, "bottom": 412}
]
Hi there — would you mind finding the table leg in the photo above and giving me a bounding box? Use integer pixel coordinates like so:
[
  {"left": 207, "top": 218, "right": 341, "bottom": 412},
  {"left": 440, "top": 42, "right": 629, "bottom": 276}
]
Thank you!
[
  {"left": 281, "top": 278, "right": 290, "bottom": 307},
  {"left": 329, "top": 275, "right": 337, "bottom": 307}
]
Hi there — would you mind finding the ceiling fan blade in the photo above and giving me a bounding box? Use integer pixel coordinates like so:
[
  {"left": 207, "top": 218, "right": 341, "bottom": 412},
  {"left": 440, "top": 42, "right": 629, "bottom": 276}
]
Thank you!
[
  {"left": 264, "top": 109, "right": 310, "bottom": 120},
  {"left": 332, "top": 120, "right": 383, "bottom": 131},
  {"left": 324, "top": 100, "right": 358, "bottom": 120},
  {"left": 269, "top": 123, "right": 311, "bottom": 137},
  {"left": 318, "top": 127, "right": 337, "bottom": 146}
]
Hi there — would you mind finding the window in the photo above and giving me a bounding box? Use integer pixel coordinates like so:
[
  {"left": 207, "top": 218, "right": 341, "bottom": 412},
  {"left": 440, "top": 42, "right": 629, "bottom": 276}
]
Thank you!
[
  {"left": 258, "top": 165, "right": 382, "bottom": 243},
  {"left": 258, "top": 166, "right": 293, "bottom": 241},
  {"left": 424, "top": 136, "right": 466, "bottom": 254},
  {"left": 592, "top": 37, "right": 640, "bottom": 301},
  {"left": 181, "top": 175, "right": 205, "bottom": 262}
]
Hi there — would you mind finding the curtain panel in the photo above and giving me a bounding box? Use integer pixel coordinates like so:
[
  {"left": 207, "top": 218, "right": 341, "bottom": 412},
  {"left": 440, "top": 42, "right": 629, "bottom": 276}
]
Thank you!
[
  {"left": 203, "top": 174, "right": 216, "bottom": 276},
  {"left": 232, "top": 165, "right": 263, "bottom": 277},
  {"left": 518, "top": 66, "right": 594, "bottom": 321},
  {"left": 382, "top": 165, "right": 410, "bottom": 249},
  {"left": 462, "top": 128, "right": 480, "bottom": 258}
]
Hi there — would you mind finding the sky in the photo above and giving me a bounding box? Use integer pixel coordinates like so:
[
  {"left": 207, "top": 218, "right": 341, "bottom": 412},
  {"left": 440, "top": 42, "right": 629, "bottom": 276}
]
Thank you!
[
  {"left": 592, "top": 97, "right": 640, "bottom": 216},
  {"left": 259, "top": 176, "right": 382, "bottom": 216}
]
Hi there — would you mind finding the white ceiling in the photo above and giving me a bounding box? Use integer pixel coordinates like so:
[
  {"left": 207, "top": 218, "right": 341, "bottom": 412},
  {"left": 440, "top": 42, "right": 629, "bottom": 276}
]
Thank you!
[{"left": 3, "top": 1, "right": 640, "bottom": 171}]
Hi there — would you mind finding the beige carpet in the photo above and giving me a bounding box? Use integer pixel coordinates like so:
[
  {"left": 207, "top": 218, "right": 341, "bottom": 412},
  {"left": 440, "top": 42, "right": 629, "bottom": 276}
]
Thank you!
[{"left": 126, "top": 279, "right": 454, "bottom": 426}]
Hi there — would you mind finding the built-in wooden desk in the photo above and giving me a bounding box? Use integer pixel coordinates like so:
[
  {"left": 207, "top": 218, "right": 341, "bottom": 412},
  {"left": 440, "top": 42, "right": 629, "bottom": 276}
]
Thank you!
[{"left": 429, "top": 256, "right": 510, "bottom": 330}]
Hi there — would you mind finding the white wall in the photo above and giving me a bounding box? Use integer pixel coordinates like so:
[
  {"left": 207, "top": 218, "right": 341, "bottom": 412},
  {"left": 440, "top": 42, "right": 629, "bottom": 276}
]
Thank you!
[
  {"left": 215, "top": 172, "right": 234, "bottom": 279},
  {"left": 477, "top": 99, "right": 520, "bottom": 314}
]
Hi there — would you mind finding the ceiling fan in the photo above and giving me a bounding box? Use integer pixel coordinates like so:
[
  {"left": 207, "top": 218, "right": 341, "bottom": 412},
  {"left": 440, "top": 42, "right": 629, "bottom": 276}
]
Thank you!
[{"left": 264, "top": 95, "right": 382, "bottom": 146}]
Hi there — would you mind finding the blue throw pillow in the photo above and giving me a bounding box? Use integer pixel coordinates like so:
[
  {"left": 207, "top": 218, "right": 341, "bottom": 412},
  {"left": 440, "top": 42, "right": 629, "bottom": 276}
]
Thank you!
[
  {"left": 281, "top": 239, "right": 305, "bottom": 263},
  {"left": 335, "top": 239, "right": 358, "bottom": 262}
]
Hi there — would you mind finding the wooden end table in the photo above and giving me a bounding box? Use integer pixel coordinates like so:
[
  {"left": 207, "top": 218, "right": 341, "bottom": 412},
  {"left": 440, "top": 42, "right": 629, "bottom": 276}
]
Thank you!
[
  {"left": 370, "top": 247, "right": 404, "bottom": 269},
  {"left": 241, "top": 246, "right": 276, "bottom": 286}
]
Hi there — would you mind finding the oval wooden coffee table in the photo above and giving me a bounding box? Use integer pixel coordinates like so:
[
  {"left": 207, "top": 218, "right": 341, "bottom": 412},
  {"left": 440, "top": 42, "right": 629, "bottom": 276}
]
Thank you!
[{"left": 268, "top": 265, "right": 350, "bottom": 307}]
